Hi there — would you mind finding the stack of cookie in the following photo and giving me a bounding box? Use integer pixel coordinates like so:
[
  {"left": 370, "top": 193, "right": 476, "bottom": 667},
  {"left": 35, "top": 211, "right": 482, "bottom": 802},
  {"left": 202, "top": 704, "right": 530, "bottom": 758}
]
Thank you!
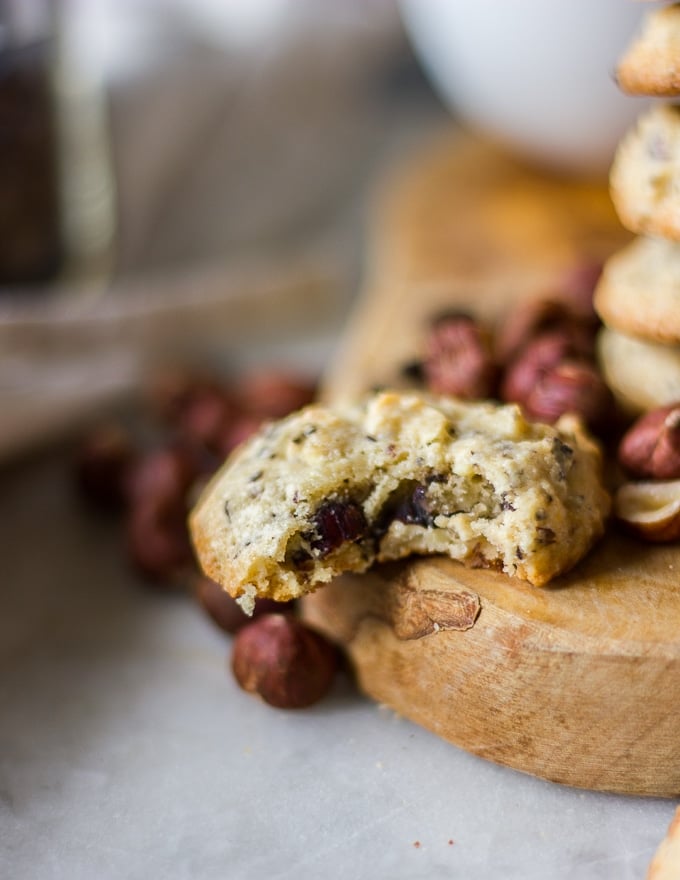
[{"left": 595, "top": 4, "right": 680, "bottom": 413}]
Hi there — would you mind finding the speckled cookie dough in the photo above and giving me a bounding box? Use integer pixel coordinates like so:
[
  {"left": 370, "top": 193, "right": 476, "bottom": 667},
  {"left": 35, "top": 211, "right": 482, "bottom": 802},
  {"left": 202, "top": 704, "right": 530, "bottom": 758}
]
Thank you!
[
  {"left": 190, "top": 391, "right": 610, "bottom": 610},
  {"left": 593, "top": 235, "right": 680, "bottom": 344},
  {"left": 597, "top": 326, "right": 680, "bottom": 414}
]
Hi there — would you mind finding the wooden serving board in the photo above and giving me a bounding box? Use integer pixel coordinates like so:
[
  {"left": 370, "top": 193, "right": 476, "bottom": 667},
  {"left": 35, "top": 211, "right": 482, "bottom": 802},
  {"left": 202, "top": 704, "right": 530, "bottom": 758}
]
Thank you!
[{"left": 303, "top": 132, "right": 680, "bottom": 797}]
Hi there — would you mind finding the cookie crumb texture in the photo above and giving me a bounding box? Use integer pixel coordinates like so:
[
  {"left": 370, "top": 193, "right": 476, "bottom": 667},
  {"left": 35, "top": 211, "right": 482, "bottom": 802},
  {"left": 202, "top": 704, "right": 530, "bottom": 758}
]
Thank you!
[{"left": 190, "top": 391, "right": 609, "bottom": 602}]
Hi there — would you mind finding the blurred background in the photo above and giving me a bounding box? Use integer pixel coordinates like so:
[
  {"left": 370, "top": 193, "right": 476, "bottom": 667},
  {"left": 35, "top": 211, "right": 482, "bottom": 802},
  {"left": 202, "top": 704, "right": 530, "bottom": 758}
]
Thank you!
[
  {"left": 0, "top": 0, "right": 647, "bottom": 457},
  {"left": 0, "top": 0, "right": 450, "bottom": 455}
]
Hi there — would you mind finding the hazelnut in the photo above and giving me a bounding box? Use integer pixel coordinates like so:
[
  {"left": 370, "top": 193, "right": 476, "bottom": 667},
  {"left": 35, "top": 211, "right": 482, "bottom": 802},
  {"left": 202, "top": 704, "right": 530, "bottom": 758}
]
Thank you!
[
  {"left": 618, "top": 404, "right": 680, "bottom": 480},
  {"left": 495, "top": 297, "right": 595, "bottom": 366},
  {"left": 558, "top": 259, "right": 602, "bottom": 319},
  {"left": 238, "top": 369, "right": 316, "bottom": 420},
  {"left": 193, "top": 575, "right": 294, "bottom": 634},
  {"left": 126, "top": 496, "right": 194, "bottom": 583},
  {"left": 75, "top": 422, "right": 136, "bottom": 511},
  {"left": 500, "top": 330, "right": 590, "bottom": 406},
  {"left": 147, "top": 368, "right": 228, "bottom": 425},
  {"left": 422, "top": 311, "right": 498, "bottom": 400},
  {"left": 521, "top": 360, "right": 614, "bottom": 430},
  {"left": 216, "top": 414, "right": 264, "bottom": 457},
  {"left": 614, "top": 479, "right": 680, "bottom": 543},
  {"left": 174, "top": 385, "right": 234, "bottom": 455},
  {"left": 231, "top": 614, "right": 338, "bottom": 709},
  {"left": 125, "top": 445, "right": 202, "bottom": 508}
]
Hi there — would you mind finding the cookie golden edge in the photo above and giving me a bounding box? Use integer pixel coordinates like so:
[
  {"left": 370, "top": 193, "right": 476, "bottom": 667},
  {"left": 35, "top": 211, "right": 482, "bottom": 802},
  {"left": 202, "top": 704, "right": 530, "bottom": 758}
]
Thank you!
[
  {"left": 616, "top": 4, "right": 680, "bottom": 96},
  {"left": 598, "top": 326, "right": 680, "bottom": 414},
  {"left": 594, "top": 236, "right": 680, "bottom": 344},
  {"left": 610, "top": 104, "right": 680, "bottom": 243}
]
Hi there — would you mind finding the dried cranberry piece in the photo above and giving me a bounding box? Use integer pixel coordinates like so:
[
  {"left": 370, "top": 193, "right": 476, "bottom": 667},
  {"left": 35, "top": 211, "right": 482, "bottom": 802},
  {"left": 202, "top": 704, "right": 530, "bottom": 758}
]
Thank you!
[
  {"left": 392, "top": 483, "right": 432, "bottom": 527},
  {"left": 310, "top": 499, "right": 367, "bottom": 556},
  {"left": 374, "top": 480, "right": 435, "bottom": 538}
]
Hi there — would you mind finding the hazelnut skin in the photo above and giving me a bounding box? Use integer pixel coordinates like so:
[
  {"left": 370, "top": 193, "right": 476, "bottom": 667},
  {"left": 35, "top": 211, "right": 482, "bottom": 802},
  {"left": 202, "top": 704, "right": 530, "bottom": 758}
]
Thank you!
[
  {"left": 495, "top": 297, "right": 596, "bottom": 366},
  {"left": 500, "top": 330, "right": 587, "bottom": 406},
  {"left": 216, "top": 414, "right": 264, "bottom": 458},
  {"left": 559, "top": 259, "right": 602, "bottom": 319},
  {"left": 75, "top": 422, "right": 136, "bottom": 511},
  {"left": 423, "top": 311, "right": 498, "bottom": 400},
  {"left": 238, "top": 369, "right": 316, "bottom": 420},
  {"left": 147, "top": 369, "right": 229, "bottom": 426},
  {"left": 521, "top": 360, "right": 614, "bottom": 430},
  {"left": 126, "top": 496, "right": 194, "bottom": 583},
  {"left": 174, "top": 386, "right": 234, "bottom": 455},
  {"left": 618, "top": 404, "right": 680, "bottom": 480},
  {"left": 193, "top": 575, "right": 293, "bottom": 634},
  {"left": 125, "top": 445, "right": 202, "bottom": 508},
  {"left": 231, "top": 614, "right": 338, "bottom": 709}
]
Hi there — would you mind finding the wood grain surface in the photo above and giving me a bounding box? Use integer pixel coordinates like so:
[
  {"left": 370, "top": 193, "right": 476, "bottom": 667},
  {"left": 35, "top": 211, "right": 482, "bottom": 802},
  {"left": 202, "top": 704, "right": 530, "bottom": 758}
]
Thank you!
[{"left": 303, "top": 132, "right": 680, "bottom": 796}]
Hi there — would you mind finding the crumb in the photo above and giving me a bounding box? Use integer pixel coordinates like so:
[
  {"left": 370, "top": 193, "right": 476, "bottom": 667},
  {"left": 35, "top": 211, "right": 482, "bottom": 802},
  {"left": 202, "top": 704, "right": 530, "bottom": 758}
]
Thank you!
[{"left": 236, "top": 584, "right": 257, "bottom": 616}]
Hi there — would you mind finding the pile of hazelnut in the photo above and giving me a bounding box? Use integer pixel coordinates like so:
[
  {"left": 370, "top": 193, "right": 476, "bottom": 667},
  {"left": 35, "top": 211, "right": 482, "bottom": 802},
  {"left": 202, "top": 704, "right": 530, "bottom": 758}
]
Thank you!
[
  {"left": 406, "top": 261, "right": 680, "bottom": 543},
  {"left": 74, "top": 365, "right": 340, "bottom": 710},
  {"left": 408, "top": 262, "right": 615, "bottom": 434}
]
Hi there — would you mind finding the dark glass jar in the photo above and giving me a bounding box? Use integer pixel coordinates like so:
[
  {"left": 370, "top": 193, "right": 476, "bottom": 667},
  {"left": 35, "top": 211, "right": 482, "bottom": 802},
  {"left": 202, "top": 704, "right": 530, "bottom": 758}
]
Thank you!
[{"left": 0, "top": 2, "right": 62, "bottom": 286}]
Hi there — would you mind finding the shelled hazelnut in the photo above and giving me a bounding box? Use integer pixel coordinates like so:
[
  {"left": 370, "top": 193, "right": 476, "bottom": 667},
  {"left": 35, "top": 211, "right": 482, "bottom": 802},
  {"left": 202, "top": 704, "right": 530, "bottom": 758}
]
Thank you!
[
  {"left": 124, "top": 444, "right": 205, "bottom": 508},
  {"left": 231, "top": 614, "right": 338, "bottom": 709},
  {"left": 558, "top": 259, "right": 602, "bottom": 319},
  {"left": 514, "top": 360, "right": 615, "bottom": 431},
  {"left": 500, "top": 330, "right": 591, "bottom": 406},
  {"left": 216, "top": 413, "right": 265, "bottom": 457},
  {"left": 147, "top": 369, "right": 228, "bottom": 426},
  {"left": 237, "top": 368, "right": 316, "bottom": 419},
  {"left": 422, "top": 311, "right": 498, "bottom": 400},
  {"left": 618, "top": 404, "right": 680, "bottom": 480},
  {"left": 174, "top": 386, "right": 235, "bottom": 455},
  {"left": 126, "top": 495, "right": 195, "bottom": 583},
  {"left": 495, "top": 297, "right": 596, "bottom": 367}
]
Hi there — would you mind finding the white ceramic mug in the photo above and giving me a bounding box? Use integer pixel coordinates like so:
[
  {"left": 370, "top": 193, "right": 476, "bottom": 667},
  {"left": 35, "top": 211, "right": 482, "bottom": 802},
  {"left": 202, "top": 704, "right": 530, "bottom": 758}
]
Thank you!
[{"left": 400, "top": 0, "right": 659, "bottom": 176}]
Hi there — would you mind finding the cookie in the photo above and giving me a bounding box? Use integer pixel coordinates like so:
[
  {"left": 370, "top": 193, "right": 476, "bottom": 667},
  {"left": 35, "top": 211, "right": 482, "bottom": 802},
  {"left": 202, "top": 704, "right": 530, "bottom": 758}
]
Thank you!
[
  {"left": 190, "top": 390, "right": 609, "bottom": 609},
  {"left": 597, "top": 326, "right": 680, "bottom": 413},
  {"left": 594, "top": 235, "right": 680, "bottom": 344},
  {"left": 610, "top": 103, "right": 680, "bottom": 241},
  {"left": 616, "top": 4, "right": 680, "bottom": 96}
]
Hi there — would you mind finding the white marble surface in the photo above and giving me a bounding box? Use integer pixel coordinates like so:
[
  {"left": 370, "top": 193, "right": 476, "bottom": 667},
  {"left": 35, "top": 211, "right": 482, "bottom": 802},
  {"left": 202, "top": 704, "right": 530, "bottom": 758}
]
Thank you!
[{"left": 1, "top": 450, "right": 677, "bottom": 880}]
